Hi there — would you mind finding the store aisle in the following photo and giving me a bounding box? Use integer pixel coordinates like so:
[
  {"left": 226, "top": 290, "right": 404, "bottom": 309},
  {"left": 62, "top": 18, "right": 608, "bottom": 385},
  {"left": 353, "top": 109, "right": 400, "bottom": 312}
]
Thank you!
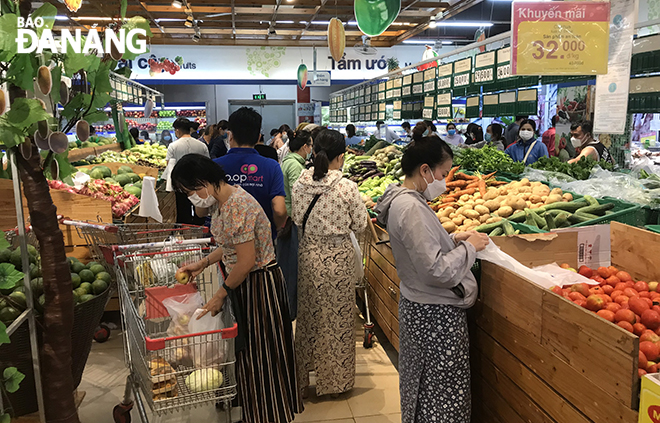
[{"left": 77, "top": 310, "right": 401, "bottom": 423}]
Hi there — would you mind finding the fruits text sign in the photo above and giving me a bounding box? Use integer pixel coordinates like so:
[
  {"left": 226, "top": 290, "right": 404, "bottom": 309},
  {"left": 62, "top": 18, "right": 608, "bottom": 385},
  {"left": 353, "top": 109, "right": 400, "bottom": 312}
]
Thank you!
[{"left": 511, "top": 1, "right": 610, "bottom": 75}]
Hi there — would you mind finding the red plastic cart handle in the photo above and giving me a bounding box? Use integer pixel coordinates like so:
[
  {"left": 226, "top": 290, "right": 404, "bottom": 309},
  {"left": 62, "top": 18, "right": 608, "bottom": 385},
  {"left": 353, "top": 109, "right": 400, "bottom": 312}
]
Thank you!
[{"left": 145, "top": 323, "right": 239, "bottom": 351}]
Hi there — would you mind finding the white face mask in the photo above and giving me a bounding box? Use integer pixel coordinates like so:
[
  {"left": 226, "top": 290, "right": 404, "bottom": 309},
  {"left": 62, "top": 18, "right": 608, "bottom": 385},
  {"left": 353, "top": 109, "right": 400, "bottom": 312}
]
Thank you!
[
  {"left": 188, "top": 187, "right": 217, "bottom": 208},
  {"left": 519, "top": 130, "right": 534, "bottom": 141},
  {"left": 421, "top": 169, "right": 447, "bottom": 201},
  {"left": 571, "top": 136, "right": 583, "bottom": 148},
  {"left": 282, "top": 134, "right": 289, "bottom": 142}
]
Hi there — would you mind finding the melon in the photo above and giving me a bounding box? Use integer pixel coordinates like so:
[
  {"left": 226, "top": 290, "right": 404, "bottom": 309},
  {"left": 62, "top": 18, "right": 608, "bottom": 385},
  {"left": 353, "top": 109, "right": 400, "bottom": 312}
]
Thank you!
[
  {"left": 114, "top": 174, "right": 132, "bottom": 187},
  {"left": 92, "top": 165, "right": 112, "bottom": 178},
  {"left": 117, "top": 165, "right": 133, "bottom": 175},
  {"left": 125, "top": 185, "right": 142, "bottom": 198}
]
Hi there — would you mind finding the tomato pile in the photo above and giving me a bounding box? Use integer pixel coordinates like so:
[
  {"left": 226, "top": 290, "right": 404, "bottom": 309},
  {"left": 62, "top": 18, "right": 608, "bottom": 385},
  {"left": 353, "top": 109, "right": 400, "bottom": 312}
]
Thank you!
[{"left": 550, "top": 265, "right": 660, "bottom": 377}]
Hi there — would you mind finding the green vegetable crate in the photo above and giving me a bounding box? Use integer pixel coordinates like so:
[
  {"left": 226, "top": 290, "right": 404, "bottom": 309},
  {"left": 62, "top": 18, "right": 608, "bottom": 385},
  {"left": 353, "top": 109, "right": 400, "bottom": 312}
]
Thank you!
[
  {"left": 647, "top": 225, "right": 660, "bottom": 234},
  {"left": 569, "top": 196, "right": 641, "bottom": 227}
]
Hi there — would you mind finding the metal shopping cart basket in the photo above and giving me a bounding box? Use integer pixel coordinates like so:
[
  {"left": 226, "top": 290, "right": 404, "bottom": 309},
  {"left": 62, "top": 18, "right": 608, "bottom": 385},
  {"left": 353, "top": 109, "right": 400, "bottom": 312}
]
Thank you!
[
  {"left": 62, "top": 220, "right": 209, "bottom": 273},
  {"left": 111, "top": 237, "right": 237, "bottom": 423}
]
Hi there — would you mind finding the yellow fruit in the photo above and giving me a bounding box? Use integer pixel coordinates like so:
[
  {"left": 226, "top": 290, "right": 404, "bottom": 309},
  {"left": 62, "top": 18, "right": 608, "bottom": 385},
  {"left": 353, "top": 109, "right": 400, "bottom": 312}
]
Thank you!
[
  {"left": 0, "top": 89, "right": 5, "bottom": 116},
  {"left": 175, "top": 269, "right": 190, "bottom": 285},
  {"left": 136, "top": 263, "right": 154, "bottom": 286},
  {"left": 328, "top": 18, "right": 346, "bottom": 63}
]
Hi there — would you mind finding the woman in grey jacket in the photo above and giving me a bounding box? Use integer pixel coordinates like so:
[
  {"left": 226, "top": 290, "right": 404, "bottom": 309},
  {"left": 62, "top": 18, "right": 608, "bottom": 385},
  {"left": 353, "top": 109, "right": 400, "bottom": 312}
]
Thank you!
[{"left": 375, "top": 137, "right": 489, "bottom": 423}]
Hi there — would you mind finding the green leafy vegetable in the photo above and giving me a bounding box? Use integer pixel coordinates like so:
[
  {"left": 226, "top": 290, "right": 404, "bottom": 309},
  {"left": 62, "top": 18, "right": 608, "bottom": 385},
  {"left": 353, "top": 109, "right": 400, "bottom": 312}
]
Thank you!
[
  {"left": 0, "top": 263, "right": 24, "bottom": 291},
  {"left": 453, "top": 145, "right": 525, "bottom": 175},
  {"left": 530, "top": 156, "right": 613, "bottom": 180},
  {"left": 0, "top": 231, "right": 9, "bottom": 250},
  {"left": 0, "top": 322, "right": 9, "bottom": 346},
  {"left": 3, "top": 367, "right": 25, "bottom": 393},
  {"left": 0, "top": 412, "right": 11, "bottom": 423}
]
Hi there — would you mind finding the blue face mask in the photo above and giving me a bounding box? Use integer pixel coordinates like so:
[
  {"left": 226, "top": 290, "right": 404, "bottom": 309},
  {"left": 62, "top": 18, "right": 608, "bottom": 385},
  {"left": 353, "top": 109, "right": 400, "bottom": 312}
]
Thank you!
[
  {"left": 163, "top": 136, "right": 171, "bottom": 141},
  {"left": 448, "top": 129, "right": 456, "bottom": 136},
  {"left": 423, "top": 129, "right": 431, "bottom": 137},
  {"left": 485, "top": 133, "right": 492, "bottom": 142}
]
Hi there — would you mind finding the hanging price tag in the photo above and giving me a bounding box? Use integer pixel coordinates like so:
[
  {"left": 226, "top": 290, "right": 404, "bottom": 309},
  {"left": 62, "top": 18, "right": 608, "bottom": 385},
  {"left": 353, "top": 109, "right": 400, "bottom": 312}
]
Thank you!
[{"left": 512, "top": 1, "right": 610, "bottom": 75}]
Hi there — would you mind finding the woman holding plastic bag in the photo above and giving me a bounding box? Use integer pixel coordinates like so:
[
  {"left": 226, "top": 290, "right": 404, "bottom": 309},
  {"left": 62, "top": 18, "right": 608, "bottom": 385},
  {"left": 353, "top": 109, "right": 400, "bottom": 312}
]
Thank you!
[
  {"left": 172, "top": 154, "right": 303, "bottom": 423},
  {"left": 374, "top": 137, "right": 489, "bottom": 423}
]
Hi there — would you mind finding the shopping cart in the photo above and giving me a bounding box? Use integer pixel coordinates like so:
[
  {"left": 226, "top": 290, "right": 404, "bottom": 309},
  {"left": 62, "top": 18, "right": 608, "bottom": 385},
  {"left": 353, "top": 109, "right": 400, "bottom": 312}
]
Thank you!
[
  {"left": 62, "top": 219, "right": 209, "bottom": 273},
  {"left": 60, "top": 220, "right": 208, "bottom": 343},
  {"left": 356, "top": 218, "right": 379, "bottom": 349},
  {"left": 111, "top": 237, "right": 237, "bottom": 423}
]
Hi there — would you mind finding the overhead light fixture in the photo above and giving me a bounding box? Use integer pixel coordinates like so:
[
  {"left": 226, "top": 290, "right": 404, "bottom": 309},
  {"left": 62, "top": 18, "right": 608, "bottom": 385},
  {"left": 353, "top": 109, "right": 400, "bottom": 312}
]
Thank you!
[
  {"left": 71, "top": 17, "right": 113, "bottom": 21},
  {"left": 155, "top": 18, "right": 187, "bottom": 22},
  {"left": 185, "top": 15, "right": 194, "bottom": 27},
  {"left": 172, "top": 0, "right": 183, "bottom": 8},
  {"left": 54, "top": 16, "right": 68, "bottom": 21},
  {"left": 429, "top": 18, "right": 437, "bottom": 28},
  {"left": 435, "top": 21, "right": 494, "bottom": 27},
  {"left": 311, "top": 20, "right": 329, "bottom": 25},
  {"left": 402, "top": 39, "right": 454, "bottom": 45},
  {"left": 276, "top": 20, "right": 294, "bottom": 24}
]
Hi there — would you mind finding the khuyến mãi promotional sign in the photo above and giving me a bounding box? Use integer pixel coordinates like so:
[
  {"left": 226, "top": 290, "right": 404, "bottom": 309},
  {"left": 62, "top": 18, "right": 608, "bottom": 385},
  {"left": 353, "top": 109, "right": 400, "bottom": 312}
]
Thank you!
[{"left": 511, "top": 1, "right": 610, "bottom": 76}]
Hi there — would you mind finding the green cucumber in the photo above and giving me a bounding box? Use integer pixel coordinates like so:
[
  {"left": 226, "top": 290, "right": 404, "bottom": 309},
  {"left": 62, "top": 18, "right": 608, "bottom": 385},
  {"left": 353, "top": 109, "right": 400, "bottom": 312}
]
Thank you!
[
  {"left": 476, "top": 220, "right": 505, "bottom": 233},
  {"left": 584, "top": 195, "right": 599, "bottom": 206},
  {"left": 489, "top": 227, "right": 504, "bottom": 236},
  {"left": 529, "top": 209, "right": 546, "bottom": 227},
  {"left": 502, "top": 221, "right": 515, "bottom": 236},
  {"left": 539, "top": 199, "right": 589, "bottom": 213},
  {"left": 555, "top": 212, "right": 570, "bottom": 228},
  {"left": 514, "top": 230, "right": 521, "bottom": 235},
  {"left": 568, "top": 213, "right": 591, "bottom": 224},
  {"left": 545, "top": 214, "right": 556, "bottom": 230},
  {"left": 575, "top": 202, "right": 615, "bottom": 216},
  {"left": 509, "top": 211, "right": 526, "bottom": 223},
  {"left": 575, "top": 211, "right": 600, "bottom": 220},
  {"left": 525, "top": 210, "right": 538, "bottom": 228}
]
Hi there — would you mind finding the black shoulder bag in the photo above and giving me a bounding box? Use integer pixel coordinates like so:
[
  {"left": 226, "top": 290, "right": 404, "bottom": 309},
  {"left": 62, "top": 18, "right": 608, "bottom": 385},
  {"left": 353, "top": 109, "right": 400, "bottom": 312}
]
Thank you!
[{"left": 302, "top": 193, "right": 323, "bottom": 234}]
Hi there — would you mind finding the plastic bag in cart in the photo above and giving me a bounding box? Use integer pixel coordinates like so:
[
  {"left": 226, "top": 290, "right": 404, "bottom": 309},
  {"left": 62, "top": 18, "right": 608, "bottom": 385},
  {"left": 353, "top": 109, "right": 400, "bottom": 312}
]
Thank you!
[
  {"left": 163, "top": 292, "right": 204, "bottom": 337},
  {"left": 189, "top": 305, "right": 229, "bottom": 368}
]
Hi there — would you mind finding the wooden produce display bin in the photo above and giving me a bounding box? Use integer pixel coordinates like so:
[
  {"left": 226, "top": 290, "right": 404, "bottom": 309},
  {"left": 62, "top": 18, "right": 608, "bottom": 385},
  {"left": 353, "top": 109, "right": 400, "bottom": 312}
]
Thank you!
[
  {"left": 0, "top": 179, "right": 112, "bottom": 262},
  {"left": 471, "top": 222, "right": 660, "bottom": 423},
  {"left": 76, "top": 162, "right": 158, "bottom": 179},
  {"left": 364, "top": 223, "right": 401, "bottom": 351},
  {"left": 67, "top": 143, "right": 122, "bottom": 162}
]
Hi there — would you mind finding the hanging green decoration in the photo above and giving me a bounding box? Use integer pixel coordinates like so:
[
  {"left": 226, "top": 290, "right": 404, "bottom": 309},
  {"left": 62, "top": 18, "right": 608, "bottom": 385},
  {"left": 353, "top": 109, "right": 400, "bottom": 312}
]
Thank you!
[
  {"left": 354, "top": 0, "right": 401, "bottom": 37},
  {"left": 297, "top": 64, "right": 308, "bottom": 90}
]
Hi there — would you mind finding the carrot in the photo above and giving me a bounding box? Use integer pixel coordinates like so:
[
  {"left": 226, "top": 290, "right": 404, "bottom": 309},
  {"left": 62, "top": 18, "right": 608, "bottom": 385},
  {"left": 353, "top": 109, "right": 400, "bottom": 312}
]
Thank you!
[
  {"left": 478, "top": 179, "right": 487, "bottom": 195},
  {"left": 446, "top": 166, "right": 460, "bottom": 182},
  {"left": 451, "top": 188, "right": 477, "bottom": 197},
  {"left": 454, "top": 172, "right": 476, "bottom": 181},
  {"left": 442, "top": 196, "right": 457, "bottom": 203},
  {"left": 466, "top": 181, "right": 480, "bottom": 189},
  {"left": 489, "top": 181, "right": 509, "bottom": 186},
  {"left": 483, "top": 171, "right": 497, "bottom": 180},
  {"left": 446, "top": 180, "right": 468, "bottom": 188},
  {"left": 437, "top": 202, "right": 456, "bottom": 209}
]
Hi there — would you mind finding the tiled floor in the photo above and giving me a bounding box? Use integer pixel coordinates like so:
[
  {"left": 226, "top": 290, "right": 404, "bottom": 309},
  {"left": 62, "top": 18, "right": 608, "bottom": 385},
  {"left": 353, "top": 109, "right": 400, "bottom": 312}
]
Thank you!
[{"left": 78, "top": 311, "right": 401, "bottom": 422}]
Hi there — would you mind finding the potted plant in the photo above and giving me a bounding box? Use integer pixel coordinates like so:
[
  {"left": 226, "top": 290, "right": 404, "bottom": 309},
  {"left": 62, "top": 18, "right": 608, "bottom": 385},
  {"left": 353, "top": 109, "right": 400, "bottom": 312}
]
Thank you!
[{"left": 387, "top": 57, "right": 400, "bottom": 72}]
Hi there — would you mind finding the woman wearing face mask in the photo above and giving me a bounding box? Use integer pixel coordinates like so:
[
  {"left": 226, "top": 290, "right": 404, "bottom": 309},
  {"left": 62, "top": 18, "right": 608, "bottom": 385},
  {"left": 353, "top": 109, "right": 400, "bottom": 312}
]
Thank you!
[
  {"left": 173, "top": 155, "right": 303, "bottom": 423},
  {"left": 504, "top": 119, "right": 549, "bottom": 165},
  {"left": 166, "top": 118, "right": 211, "bottom": 225},
  {"left": 469, "top": 124, "right": 505, "bottom": 151},
  {"left": 411, "top": 121, "right": 430, "bottom": 142},
  {"left": 278, "top": 131, "right": 314, "bottom": 320},
  {"left": 292, "top": 129, "right": 368, "bottom": 398},
  {"left": 443, "top": 122, "right": 464, "bottom": 146},
  {"left": 375, "top": 136, "right": 489, "bottom": 423},
  {"left": 568, "top": 121, "right": 614, "bottom": 164},
  {"left": 160, "top": 130, "right": 173, "bottom": 147}
]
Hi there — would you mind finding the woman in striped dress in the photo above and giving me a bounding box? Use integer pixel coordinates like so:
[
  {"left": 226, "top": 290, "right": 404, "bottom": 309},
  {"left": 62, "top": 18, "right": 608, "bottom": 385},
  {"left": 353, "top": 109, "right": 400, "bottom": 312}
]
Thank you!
[{"left": 173, "top": 154, "right": 303, "bottom": 423}]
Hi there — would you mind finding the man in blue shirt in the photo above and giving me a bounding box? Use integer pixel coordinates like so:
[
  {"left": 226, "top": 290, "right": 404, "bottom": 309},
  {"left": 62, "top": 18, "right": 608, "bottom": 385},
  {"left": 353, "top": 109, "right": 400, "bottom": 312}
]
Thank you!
[{"left": 214, "top": 107, "right": 287, "bottom": 241}]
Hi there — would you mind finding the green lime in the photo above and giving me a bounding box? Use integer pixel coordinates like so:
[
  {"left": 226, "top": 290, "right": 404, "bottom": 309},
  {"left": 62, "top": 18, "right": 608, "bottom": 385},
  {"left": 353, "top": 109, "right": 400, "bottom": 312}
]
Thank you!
[
  {"left": 30, "top": 277, "right": 44, "bottom": 297},
  {"left": 8, "top": 291, "right": 27, "bottom": 311},
  {"left": 72, "top": 290, "right": 80, "bottom": 304},
  {"left": 29, "top": 264, "right": 42, "bottom": 279},
  {"left": 0, "top": 249, "right": 11, "bottom": 263},
  {"left": 79, "top": 282, "right": 92, "bottom": 295},
  {"left": 89, "top": 264, "right": 105, "bottom": 275},
  {"left": 72, "top": 262, "right": 86, "bottom": 274},
  {"left": 73, "top": 287, "right": 87, "bottom": 299},
  {"left": 71, "top": 273, "right": 81, "bottom": 289},
  {"left": 27, "top": 245, "right": 38, "bottom": 258},
  {"left": 86, "top": 261, "right": 101, "bottom": 270},
  {"left": 95, "top": 272, "right": 111, "bottom": 284},
  {"left": 0, "top": 307, "right": 20, "bottom": 323},
  {"left": 79, "top": 269, "right": 95, "bottom": 283},
  {"left": 10, "top": 249, "right": 22, "bottom": 269},
  {"left": 79, "top": 294, "right": 95, "bottom": 304},
  {"left": 92, "top": 280, "right": 108, "bottom": 295}
]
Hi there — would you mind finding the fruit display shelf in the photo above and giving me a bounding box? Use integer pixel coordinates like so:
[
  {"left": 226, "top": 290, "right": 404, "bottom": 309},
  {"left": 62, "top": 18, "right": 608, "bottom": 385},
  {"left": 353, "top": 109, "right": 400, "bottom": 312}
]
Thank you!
[
  {"left": 68, "top": 143, "right": 122, "bottom": 162},
  {"left": 469, "top": 222, "right": 657, "bottom": 423}
]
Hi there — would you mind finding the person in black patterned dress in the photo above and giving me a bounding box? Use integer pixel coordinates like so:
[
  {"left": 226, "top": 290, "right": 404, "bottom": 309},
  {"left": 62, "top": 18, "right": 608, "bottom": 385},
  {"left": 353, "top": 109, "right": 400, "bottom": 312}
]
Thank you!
[{"left": 375, "top": 137, "right": 490, "bottom": 422}]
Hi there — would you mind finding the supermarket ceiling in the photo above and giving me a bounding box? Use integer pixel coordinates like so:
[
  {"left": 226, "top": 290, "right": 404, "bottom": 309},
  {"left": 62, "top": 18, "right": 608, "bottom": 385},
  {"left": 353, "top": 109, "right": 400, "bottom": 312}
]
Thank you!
[{"left": 46, "top": 0, "right": 512, "bottom": 47}]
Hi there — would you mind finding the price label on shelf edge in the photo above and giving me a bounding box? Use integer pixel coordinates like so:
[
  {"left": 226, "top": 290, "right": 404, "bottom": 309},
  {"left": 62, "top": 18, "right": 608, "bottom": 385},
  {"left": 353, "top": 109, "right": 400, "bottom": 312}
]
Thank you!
[{"left": 511, "top": 1, "right": 610, "bottom": 75}]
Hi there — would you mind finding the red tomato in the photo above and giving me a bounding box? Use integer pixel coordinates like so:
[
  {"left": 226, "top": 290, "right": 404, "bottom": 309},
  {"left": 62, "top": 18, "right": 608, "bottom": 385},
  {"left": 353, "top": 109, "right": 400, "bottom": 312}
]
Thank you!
[
  {"left": 618, "top": 321, "right": 635, "bottom": 333},
  {"left": 616, "top": 271, "right": 632, "bottom": 282},
  {"left": 636, "top": 281, "right": 650, "bottom": 292},
  {"left": 635, "top": 323, "right": 648, "bottom": 336}
]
